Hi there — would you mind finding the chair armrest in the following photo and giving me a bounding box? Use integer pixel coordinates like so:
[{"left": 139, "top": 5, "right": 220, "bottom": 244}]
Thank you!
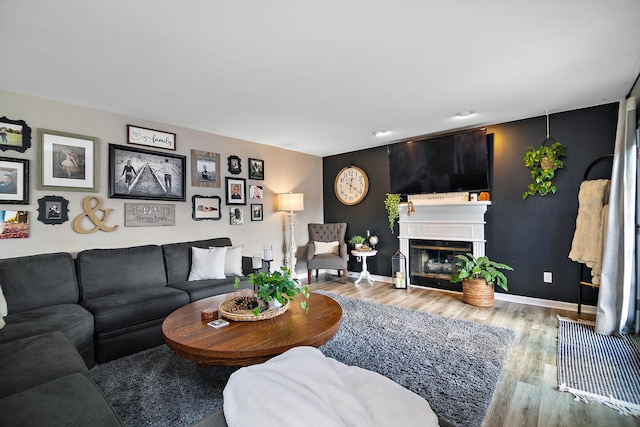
[
  {"left": 305, "top": 243, "right": 315, "bottom": 261},
  {"left": 339, "top": 242, "right": 348, "bottom": 260}
]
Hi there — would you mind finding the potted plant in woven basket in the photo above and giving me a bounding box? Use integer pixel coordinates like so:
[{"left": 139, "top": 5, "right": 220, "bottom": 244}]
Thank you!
[
  {"left": 450, "top": 253, "right": 513, "bottom": 307},
  {"left": 235, "top": 266, "right": 310, "bottom": 316}
]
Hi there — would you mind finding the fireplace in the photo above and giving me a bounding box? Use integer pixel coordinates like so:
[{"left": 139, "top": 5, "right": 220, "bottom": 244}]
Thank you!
[{"left": 398, "top": 198, "right": 490, "bottom": 290}]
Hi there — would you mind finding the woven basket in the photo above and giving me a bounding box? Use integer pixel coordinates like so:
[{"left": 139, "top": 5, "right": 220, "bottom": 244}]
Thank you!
[
  {"left": 218, "top": 295, "right": 290, "bottom": 322},
  {"left": 462, "top": 278, "right": 494, "bottom": 307}
]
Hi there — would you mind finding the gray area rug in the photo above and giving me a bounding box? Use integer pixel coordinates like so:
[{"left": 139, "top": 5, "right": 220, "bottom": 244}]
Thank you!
[
  {"left": 557, "top": 315, "right": 640, "bottom": 416},
  {"left": 89, "top": 292, "right": 515, "bottom": 427}
]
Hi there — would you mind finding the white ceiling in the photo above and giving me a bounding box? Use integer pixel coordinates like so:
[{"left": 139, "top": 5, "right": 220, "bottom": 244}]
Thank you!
[{"left": 2, "top": 1, "right": 639, "bottom": 157}]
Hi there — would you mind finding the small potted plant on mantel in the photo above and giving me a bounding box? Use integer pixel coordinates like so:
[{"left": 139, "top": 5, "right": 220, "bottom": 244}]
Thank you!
[
  {"left": 450, "top": 253, "right": 514, "bottom": 307},
  {"left": 235, "top": 266, "right": 310, "bottom": 316}
]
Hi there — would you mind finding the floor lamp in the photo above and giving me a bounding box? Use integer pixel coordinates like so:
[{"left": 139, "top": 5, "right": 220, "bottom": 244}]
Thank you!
[{"left": 277, "top": 192, "right": 304, "bottom": 272}]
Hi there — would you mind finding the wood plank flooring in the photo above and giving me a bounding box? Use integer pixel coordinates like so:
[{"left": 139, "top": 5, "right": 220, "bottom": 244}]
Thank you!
[{"left": 307, "top": 273, "right": 640, "bottom": 427}]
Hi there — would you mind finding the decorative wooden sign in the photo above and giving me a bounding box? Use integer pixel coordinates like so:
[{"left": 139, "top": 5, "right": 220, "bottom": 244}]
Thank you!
[{"left": 124, "top": 203, "right": 175, "bottom": 227}]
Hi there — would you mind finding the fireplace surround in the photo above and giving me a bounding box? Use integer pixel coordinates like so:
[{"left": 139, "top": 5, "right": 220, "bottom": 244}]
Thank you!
[{"left": 398, "top": 199, "right": 490, "bottom": 290}]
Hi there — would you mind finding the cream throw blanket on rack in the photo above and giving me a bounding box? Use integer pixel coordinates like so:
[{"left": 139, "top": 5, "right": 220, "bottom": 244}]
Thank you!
[
  {"left": 569, "top": 179, "right": 610, "bottom": 284},
  {"left": 223, "top": 346, "right": 439, "bottom": 427}
]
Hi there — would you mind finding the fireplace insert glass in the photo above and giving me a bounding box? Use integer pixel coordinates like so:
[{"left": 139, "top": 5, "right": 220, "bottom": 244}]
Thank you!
[{"left": 409, "top": 239, "right": 473, "bottom": 291}]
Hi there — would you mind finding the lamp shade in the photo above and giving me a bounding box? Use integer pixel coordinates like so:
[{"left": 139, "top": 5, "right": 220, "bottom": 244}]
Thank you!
[{"left": 277, "top": 193, "right": 304, "bottom": 212}]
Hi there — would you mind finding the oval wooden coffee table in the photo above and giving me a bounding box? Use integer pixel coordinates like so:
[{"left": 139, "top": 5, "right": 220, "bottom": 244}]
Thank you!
[{"left": 162, "top": 292, "right": 342, "bottom": 366}]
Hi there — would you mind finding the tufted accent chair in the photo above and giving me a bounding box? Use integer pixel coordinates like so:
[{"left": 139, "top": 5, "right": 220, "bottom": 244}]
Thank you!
[{"left": 306, "top": 223, "right": 348, "bottom": 284}]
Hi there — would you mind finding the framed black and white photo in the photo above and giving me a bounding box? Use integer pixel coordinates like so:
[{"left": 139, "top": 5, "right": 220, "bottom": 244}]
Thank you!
[
  {"left": 36, "top": 195, "right": 69, "bottom": 225},
  {"left": 251, "top": 203, "right": 263, "bottom": 221},
  {"left": 225, "top": 177, "right": 246, "bottom": 205},
  {"left": 249, "top": 185, "right": 263, "bottom": 199},
  {"left": 127, "top": 125, "right": 176, "bottom": 151},
  {"left": 0, "top": 157, "right": 28, "bottom": 205},
  {"left": 248, "top": 158, "right": 264, "bottom": 180},
  {"left": 0, "top": 117, "right": 31, "bottom": 153},
  {"left": 191, "top": 149, "right": 220, "bottom": 187},
  {"left": 109, "top": 144, "right": 186, "bottom": 201},
  {"left": 227, "top": 155, "right": 241, "bottom": 174},
  {"left": 0, "top": 210, "right": 29, "bottom": 238},
  {"left": 192, "top": 195, "right": 221, "bottom": 221},
  {"left": 229, "top": 207, "right": 244, "bottom": 225},
  {"left": 38, "top": 129, "right": 99, "bottom": 192}
]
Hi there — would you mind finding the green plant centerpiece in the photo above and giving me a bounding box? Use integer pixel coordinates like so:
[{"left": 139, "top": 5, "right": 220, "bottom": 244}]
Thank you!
[
  {"left": 384, "top": 193, "right": 401, "bottom": 233},
  {"left": 235, "top": 266, "right": 310, "bottom": 316},
  {"left": 522, "top": 141, "right": 567, "bottom": 199},
  {"left": 349, "top": 235, "right": 366, "bottom": 247},
  {"left": 450, "top": 253, "right": 514, "bottom": 307}
]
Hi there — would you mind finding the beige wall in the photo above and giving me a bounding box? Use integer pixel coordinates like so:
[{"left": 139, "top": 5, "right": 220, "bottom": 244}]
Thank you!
[{"left": 0, "top": 90, "right": 323, "bottom": 274}]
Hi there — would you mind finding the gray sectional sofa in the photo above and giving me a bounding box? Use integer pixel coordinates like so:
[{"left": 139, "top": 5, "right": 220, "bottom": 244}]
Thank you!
[{"left": 0, "top": 237, "right": 253, "bottom": 426}]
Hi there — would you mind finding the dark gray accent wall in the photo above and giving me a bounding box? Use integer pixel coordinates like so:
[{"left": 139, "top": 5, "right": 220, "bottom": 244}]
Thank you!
[{"left": 323, "top": 103, "right": 618, "bottom": 304}]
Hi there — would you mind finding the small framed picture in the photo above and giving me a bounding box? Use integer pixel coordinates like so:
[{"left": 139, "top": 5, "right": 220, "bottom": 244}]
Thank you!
[
  {"left": 37, "top": 195, "right": 69, "bottom": 225},
  {"left": 191, "top": 149, "right": 220, "bottom": 187},
  {"left": 0, "top": 117, "right": 32, "bottom": 153},
  {"left": 192, "top": 195, "right": 221, "bottom": 221},
  {"left": 127, "top": 125, "right": 176, "bottom": 151},
  {"left": 251, "top": 204, "right": 263, "bottom": 221},
  {"left": 249, "top": 185, "right": 263, "bottom": 199},
  {"left": 0, "top": 157, "right": 28, "bottom": 205},
  {"left": 225, "top": 177, "right": 246, "bottom": 205},
  {"left": 109, "top": 144, "right": 186, "bottom": 201},
  {"left": 38, "top": 129, "right": 99, "bottom": 192},
  {"left": 0, "top": 210, "right": 29, "bottom": 238},
  {"left": 227, "top": 155, "right": 241, "bottom": 174},
  {"left": 229, "top": 207, "right": 244, "bottom": 225},
  {"left": 249, "top": 158, "right": 264, "bottom": 180}
]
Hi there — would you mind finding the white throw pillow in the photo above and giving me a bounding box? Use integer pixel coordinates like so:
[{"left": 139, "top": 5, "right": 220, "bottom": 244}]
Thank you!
[
  {"left": 0, "top": 285, "right": 7, "bottom": 330},
  {"left": 188, "top": 246, "right": 227, "bottom": 281},
  {"left": 314, "top": 241, "right": 339, "bottom": 255},
  {"left": 223, "top": 246, "right": 244, "bottom": 276}
]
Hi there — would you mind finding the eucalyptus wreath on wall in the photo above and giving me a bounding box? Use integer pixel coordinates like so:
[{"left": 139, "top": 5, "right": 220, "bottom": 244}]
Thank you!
[{"left": 522, "top": 111, "right": 567, "bottom": 199}]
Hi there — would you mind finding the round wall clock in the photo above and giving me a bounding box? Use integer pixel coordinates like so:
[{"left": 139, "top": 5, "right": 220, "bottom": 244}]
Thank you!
[{"left": 334, "top": 165, "right": 369, "bottom": 205}]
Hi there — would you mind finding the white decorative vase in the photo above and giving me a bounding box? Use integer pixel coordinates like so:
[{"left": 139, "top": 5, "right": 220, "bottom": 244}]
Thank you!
[{"left": 269, "top": 298, "right": 283, "bottom": 309}]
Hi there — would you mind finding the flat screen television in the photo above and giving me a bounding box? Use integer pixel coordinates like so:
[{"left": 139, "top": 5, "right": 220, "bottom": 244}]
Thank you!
[{"left": 388, "top": 129, "right": 490, "bottom": 196}]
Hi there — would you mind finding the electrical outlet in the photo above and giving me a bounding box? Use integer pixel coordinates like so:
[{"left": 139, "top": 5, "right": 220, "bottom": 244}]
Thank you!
[{"left": 544, "top": 272, "right": 552, "bottom": 283}]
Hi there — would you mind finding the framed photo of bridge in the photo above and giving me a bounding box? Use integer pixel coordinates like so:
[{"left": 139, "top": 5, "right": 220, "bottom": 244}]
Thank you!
[{"left": 108, "top": 144, "right": 186, "bottom": 201}]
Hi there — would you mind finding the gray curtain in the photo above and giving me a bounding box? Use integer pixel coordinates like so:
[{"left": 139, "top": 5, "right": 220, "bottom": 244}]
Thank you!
[{"left": 596, "top": 97, "right": 637, "bottom": 335}]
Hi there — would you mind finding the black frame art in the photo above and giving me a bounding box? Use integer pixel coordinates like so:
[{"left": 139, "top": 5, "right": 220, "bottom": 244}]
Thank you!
[
  {"left": 225, "top": 177, "right": 246, "bottom": 205},
  {"left": 0, "top": 157, "right": 28, "bottom": 205},
  {"left": 227, "top": 155, "right": 241, "bottom": 174},
  {"left": 37, "top": 195, "right": 69, "bottom": 225},
  {"left": 192, "top": 195, "right": 222, "bottom": 221},
  {"left": 0, "top": 117, "right": 31, "bottom": 153},
  {"left": 248, "top": 158, "right": 264, "bottom": 180},
  {"left": 250, "top": 203, "right": 263, "bottom": 221}
]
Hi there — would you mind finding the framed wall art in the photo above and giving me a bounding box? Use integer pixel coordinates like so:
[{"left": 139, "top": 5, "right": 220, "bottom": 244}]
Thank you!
[
  {"left": 127, "top": 125, "right": 176, "bottom": 151},
  {"left": 191, "top": 149, "right": 220, "bottom": 187},
  {"left": 124, "top": 203, "right": 176, "bottom": 227},
  {"left": 0, "top": 210, "right": 29, "bottom": 238},
  {"left": 192, "top": 195, "right": 221, "bottom": 221},
  {"left": 38, "top": 129, "right": 99, "bottom": 192},
  {"left": 249, "top": 185, "right": 263, "bottom": 199},
  {"left": 0, "top": 117, "right": 31, "bottom": 153},
  {"left": 225, "top": 177, "right": 246, "bottom": 205},
  {"left": 0, "top": 157, "right": 28, "bottom": 204},
  {"left": 248, "top": 158, "right": 264, "bottom": 180},
  {"left": 227, "top": 155, "right": 241, "bottom": 174},
  {"left": 109, "top": 144, "right": 186, "bottom": 201},
  {"left": 251, "top": 203, "right": 263, "bottom": 221},
  {"left": 229, "top": 207, "right": 244, "bottom": 225},
  {"left": 36, "top": 195, "right": 69, "bottom": 225}
]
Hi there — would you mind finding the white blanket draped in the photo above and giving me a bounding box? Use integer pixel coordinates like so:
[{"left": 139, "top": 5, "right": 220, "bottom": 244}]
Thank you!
[{"left": 223, "top": 346, "right": 439, "bottom": 427}]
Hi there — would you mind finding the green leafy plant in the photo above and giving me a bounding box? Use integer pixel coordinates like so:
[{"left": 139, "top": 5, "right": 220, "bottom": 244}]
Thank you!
[
  {"left": 384, "top": 193, "right": 401, "bottom": 233},
  {"left": 522, "top": 141, "right": 567, "bottom": 199},
  {"left": 349, "top": 235, "right": 366, "bottom": 246},
  {"left": 235, "top": 266, "right": 310, "bottom": 315},
  {"left": 450, "top": 253, "right": 514, "bottom": 292}
]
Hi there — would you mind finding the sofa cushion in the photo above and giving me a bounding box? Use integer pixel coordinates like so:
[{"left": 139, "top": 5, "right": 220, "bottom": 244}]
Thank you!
[
  {"left": 163, "top": 237, "right": 233, "bottom": 284},
  {"left": 81, "top": 286, "right": 189, "bottom": 333},
  {"left": 224, "top": 246, "right": 244, "bottom": 276},
  {"left": 0, "top": 303, "right": 94, "bottom": 349},
  {"left": 0, "top": 285, "right": 6, "bottom": 329},
  {"left": 0, "top": 331, "right": 87, "bottom": 399},
  {"left": 0, "top": 372, "right": 123, "bottom": 426},
  {"left": 169, "top": 276, "right": 253, "bottom": 302},
  {"left": 314, "top": 240, "right": 340, "bottom": 255},
  {"left": 188, "top": 246, "right": 227, "bottom": 280},
  {"left": 0, "top": 252, "right": 78, "bottom": 313},
  {"left": 77, "top": 245, "right": 167, "bottom": 300}
]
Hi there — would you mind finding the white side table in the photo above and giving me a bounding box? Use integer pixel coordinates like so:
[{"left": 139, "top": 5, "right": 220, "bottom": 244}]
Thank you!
[{"left": 351, "top": 250, "right": 377, "bottom": 285}]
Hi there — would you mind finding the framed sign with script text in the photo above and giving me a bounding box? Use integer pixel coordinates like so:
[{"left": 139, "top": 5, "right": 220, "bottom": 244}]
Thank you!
[{"left": 127, "top": 125, "right": 176, "bottom": 151}]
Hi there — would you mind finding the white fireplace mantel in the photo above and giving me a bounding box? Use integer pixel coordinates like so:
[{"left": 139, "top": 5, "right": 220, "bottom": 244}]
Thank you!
[{"left": 398, "top": 201, "right": 491, "bottom": 280}]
